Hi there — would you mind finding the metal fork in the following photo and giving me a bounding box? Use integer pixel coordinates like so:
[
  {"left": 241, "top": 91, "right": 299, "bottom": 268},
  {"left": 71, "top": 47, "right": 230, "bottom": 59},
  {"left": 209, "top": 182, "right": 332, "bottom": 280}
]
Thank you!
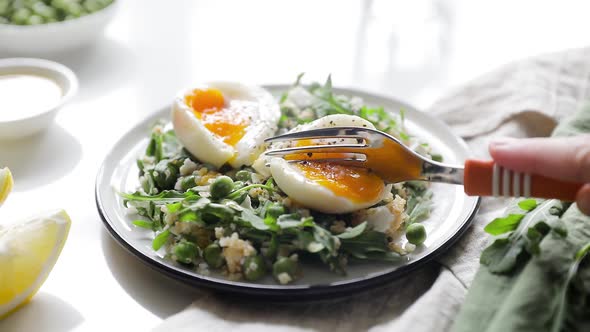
[{"left": 265, "top": 127, "right": 583, "bottom": 201}]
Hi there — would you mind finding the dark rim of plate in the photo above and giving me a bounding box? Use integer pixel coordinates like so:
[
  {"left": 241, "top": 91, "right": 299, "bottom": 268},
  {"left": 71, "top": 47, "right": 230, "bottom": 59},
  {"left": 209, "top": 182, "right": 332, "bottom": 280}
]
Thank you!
[{"left": 94, "top": 86, "right": 481, "bottom": 300}]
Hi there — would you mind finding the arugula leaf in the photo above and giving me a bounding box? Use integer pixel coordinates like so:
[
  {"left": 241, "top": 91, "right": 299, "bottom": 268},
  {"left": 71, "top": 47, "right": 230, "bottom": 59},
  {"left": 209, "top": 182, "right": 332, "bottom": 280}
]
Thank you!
[
  {"left": 484, "top": 214, "right": 525, "bottom": 235},
  {"left": 132, "top": 220, "right": 154, "bottom": 230},
  {"left": 341, "top": 230, "right": 393, "bottom": 260},
  {"left": 551, "top": 241, "right": 590, "bottom": 332},
  {"left": 405, "top": 185, "right": 433, "bottom": 225},
  {"left": 240, "top": 209, "right": 270, "bottom": 231},
  {"left": 226, "top": 183, "right": 275, "bottom": 200},
  {"left": 276, "top": 214, "right": 314, "bottom": 229},
  {"left": 152, "top": 229, "right": 170, "bottom": 251},
  {"left": 336, "top": 222, "right": 367, "bottom": 239},
  {"left": 297, "top": 231, "right": 324, "bottom": 253},
  {"left": 120, "top": 190, "right": 199, "bottom": 204},
  {"left": 518, "top": 199, "right": 538, "bottom": 211},
  {"left": 481, "top": 199, "right": 567, "bottom": 273},
  {"left": 179, "top": 210, "right": 199, "bottom": 223},
  {"left": 313, "top": 225, "right": 339, "bottom": 255}
]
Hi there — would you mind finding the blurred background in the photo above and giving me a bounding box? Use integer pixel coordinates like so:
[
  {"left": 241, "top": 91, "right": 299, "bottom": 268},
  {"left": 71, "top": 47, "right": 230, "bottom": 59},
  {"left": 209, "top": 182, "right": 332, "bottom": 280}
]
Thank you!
[{"left": 4, "top": 0, "right": 590, "bottom": 113}]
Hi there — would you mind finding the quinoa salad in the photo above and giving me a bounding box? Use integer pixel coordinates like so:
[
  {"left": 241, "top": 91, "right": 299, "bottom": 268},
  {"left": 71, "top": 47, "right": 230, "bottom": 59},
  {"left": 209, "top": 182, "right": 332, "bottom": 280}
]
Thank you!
[{"left": 120, "top": 76, "right": 438, "bottom": 284}]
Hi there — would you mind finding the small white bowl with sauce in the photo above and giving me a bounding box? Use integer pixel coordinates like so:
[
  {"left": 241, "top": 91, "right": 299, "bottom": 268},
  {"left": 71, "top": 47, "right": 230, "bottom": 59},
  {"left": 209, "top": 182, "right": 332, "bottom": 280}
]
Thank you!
[{"left": 0, "top": 58, "right": 78, "bottom": 140}]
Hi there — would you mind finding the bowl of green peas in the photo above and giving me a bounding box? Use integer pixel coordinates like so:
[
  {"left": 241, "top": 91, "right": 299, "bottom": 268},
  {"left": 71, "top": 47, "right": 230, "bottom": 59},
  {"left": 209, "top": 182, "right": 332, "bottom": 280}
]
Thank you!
[{"left": 0, "top": 0, "right": 117, "bottom": 54}]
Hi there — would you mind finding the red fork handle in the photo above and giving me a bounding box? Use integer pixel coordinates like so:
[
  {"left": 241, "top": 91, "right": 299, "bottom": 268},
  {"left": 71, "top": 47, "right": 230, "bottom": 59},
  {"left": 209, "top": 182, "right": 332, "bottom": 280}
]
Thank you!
[{"left": 463, "top": 159, "right": 584, "bottom": 201}]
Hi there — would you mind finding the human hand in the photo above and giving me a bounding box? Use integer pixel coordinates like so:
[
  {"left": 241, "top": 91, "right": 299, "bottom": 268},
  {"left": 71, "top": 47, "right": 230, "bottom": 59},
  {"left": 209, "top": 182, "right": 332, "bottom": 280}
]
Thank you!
[{"left": 489, "top": 135, "right": 590, "bottom": 215}]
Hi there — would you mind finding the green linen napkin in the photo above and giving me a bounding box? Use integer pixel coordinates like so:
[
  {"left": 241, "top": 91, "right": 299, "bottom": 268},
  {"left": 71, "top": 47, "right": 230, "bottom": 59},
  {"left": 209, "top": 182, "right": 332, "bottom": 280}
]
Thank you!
[{"left": 451, "top": 105, "right": 590, "bottom": 332}]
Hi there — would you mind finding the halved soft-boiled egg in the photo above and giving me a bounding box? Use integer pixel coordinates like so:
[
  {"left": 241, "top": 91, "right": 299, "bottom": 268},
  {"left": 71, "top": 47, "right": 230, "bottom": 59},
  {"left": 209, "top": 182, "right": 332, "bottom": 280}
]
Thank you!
[
  {"left": 268, "top": 114, "right": 389, "bottom": 214},
  {"left": 172, "top": 82, "right": 280, "bottom": 168}
]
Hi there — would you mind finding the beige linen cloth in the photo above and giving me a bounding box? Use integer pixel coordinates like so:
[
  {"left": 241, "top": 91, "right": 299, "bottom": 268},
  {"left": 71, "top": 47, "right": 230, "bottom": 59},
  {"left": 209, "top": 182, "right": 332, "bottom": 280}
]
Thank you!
[{"left": 154, "top": 47, "right": 590, "bottom": 332}]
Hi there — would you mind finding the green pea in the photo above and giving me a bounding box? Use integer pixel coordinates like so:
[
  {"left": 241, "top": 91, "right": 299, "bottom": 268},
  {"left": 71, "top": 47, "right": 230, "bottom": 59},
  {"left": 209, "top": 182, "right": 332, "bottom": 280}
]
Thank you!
[
  {"left": 25, "top": 14, "right": 43, "bottom": 24},
  {"left": 11, "top": 0, "right": 26, "bottom": 11},
  {"left": 272, "top": 257, "right": 297, "bottom": 282},
  {"left": 210, "top": 176, "right": 234, "bottom": 199},
  {"left": 98, "top": 0, "right": 113, "bottom": 7},
  {"left": 203, "top": 243, "right": 224, "bottom": 268},
  {"left": 180, "top": 175, "right": 197, "bottom": 191},
  {"left": 11, "top": 7, "right": 31, "bottom": 24},
  {"left": 172, "top": 241, "right": 198, "bottom": 264},
  {"left": 266, "top": 204, "right": 285, "bottom": 219},
  {"left": 83, "top": 0, "right": 102, "bottom": 12},
  {"left": 32, "top": 2, "right": 57, "bottom": 19},
  {"left": 22, "top": 0, "right": 37, "bottom": 7},
  {"left": 152, "top": 159, "right": 179, "bottom": 190},
  {"left": 50, "top": 0, "right": 68, "bottom": 10},
  {"left": 64, "top": 2, "right": 83, "bottom": 16},
  {"left": 0, "top": 0, "right": 10, "bottom": 16},
  {"left": 242, "top": 255, "right": 265, "bottom": 281},
  {"left": 406, "top": 223, "right": 426, "bottom": 245},
  {"left": 235, "top": 170, "right": 251, "bottom": 182}
]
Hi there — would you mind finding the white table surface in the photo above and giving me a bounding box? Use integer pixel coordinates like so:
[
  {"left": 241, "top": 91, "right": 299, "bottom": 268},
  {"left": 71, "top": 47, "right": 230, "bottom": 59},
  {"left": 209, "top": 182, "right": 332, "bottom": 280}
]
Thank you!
[{"left": 1, "top": 0, "right": 590, "bottom": 331}]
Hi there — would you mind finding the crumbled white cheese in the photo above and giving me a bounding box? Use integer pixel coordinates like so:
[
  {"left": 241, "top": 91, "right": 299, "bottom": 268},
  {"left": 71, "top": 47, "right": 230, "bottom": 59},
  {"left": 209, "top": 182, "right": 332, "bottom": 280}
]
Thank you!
[
  {"left": 174, "top": 177, "right": 183, "bottom": 191},
  {"left": 180, "top": 159, "right": 198, "bottom": 176},
  {"left": 250, "top": 172, "right": 265, "bottom": 184},
  {"left": 277, "top": 272, "right": 292, "bottom": 285},
  {"left": 404, "top": 242, "right": 416, "bottom": 253},
  {"left": 219, "top": 233, "right": 256, "bottom": 273},
  {"left": 353, "top": 195, "right": 407, "bottom": 238},
  {"left": 162, "top": 205, "right": 178, "bottom": 225},
  {"left": 214, "top": 227, "right": 225, "bottom": 239},
  {"left": 197, "top": 262, "right": 210, "bottom": 276}
]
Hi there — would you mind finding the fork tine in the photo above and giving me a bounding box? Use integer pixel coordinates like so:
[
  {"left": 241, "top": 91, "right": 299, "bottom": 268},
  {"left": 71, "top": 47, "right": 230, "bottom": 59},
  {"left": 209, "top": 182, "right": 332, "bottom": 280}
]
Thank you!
[
  {"left": 265, "top": 144, "right": 368, "bottom": 157},
  {"left": 287, "top": 158, "right": 366, "bottom": 166},
  {"left": 264, "top": 127, "right": 372, "bottom": 143}
]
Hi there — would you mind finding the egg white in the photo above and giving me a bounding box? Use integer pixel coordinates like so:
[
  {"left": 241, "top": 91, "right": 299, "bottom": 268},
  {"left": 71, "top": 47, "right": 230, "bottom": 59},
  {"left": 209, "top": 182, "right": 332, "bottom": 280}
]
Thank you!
[
  {"left": 172, "top": 82, "right": 280, "bottom": 169},
  {"left": 268, "top": 114, "right": 388, "bottom": 214}
]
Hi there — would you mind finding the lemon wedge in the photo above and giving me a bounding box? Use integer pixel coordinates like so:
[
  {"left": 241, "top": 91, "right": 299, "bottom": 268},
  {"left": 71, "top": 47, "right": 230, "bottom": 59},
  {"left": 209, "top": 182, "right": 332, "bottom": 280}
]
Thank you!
[
  {"left": 0, "top": 209, "right": 71, "bottom": 319},
  {"left": 0, "top": 167, "right": 13, "bottom": 206}
]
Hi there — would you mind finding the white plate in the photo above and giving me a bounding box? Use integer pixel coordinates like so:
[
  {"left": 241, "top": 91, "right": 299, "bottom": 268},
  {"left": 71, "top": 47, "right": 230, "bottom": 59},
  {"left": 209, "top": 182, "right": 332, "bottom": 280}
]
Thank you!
[{"left": 95, "top": 85, "right": 480, "bottom": 298}]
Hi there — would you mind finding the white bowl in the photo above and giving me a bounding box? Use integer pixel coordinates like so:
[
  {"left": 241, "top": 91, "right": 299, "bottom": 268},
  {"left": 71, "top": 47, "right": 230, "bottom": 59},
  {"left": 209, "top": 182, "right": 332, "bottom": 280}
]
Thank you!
[
  {"left": 0, "top": 58, "right": 78, "bottom": 140},
  {"left": 0, "top": 1, "right": 118, "bottom": 54}
]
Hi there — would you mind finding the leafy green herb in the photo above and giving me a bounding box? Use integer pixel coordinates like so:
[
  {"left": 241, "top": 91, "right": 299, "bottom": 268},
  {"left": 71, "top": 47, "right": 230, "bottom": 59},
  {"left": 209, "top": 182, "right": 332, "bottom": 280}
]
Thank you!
[
  {"left": 551, "top": 241, "right": 590, "bottom": 332},
  {"left": 341, "top": 230, "right": 399, "bottom": 261},
  {"left": 405, "top": 184, "right": 433, "bottom": 225},
  {"left": 481, "top": 199, "right": 567, "bottom": 273},
  {"left": 276, "top": 214, "right": 314, "bottom": 229},
  {"left": 152, "top": 229, "right": 170, "bottom": 251},
  {"left": 484, "top": 214, "right": 525, "bottom": 236},
  {"left": 240, "top": 209, "right": 271, "bottom": 231},
  {"left": 132, "top": 220, "right": 154, "bottom": 230},
  {"left": 121, "top": 190, "right": 199, "bottom": 204},
  {"left": 336, "top": 222, "right": 367, "bottom": 239},
  {"left": 226, "top": 183, "right": 275, "bottom": 200},
  {"left": 518, "top": 199, "right": 538, "bottom": 211}
]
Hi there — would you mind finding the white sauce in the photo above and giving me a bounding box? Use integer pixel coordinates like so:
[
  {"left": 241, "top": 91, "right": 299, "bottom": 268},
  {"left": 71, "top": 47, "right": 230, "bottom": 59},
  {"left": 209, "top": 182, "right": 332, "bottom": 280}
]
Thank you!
[{"left": 0, "top": 74, "right": 63, "bottom": 122}]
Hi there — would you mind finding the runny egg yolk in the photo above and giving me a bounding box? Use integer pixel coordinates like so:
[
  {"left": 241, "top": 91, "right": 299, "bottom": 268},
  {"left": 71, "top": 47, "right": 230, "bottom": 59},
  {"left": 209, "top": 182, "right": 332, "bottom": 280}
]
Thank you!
[
  {"left": 185, "top": 88, "right": 248, "bottom": 146},
  {"left": 295, "top": 161, "right": 384, "bottom": 203}
]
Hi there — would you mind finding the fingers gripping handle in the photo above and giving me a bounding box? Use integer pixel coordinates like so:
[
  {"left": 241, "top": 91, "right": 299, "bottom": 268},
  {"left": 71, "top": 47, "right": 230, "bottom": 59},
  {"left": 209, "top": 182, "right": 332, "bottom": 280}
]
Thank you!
[{"left": 463, "top": 160, "right": 583, "bottom": 201}]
